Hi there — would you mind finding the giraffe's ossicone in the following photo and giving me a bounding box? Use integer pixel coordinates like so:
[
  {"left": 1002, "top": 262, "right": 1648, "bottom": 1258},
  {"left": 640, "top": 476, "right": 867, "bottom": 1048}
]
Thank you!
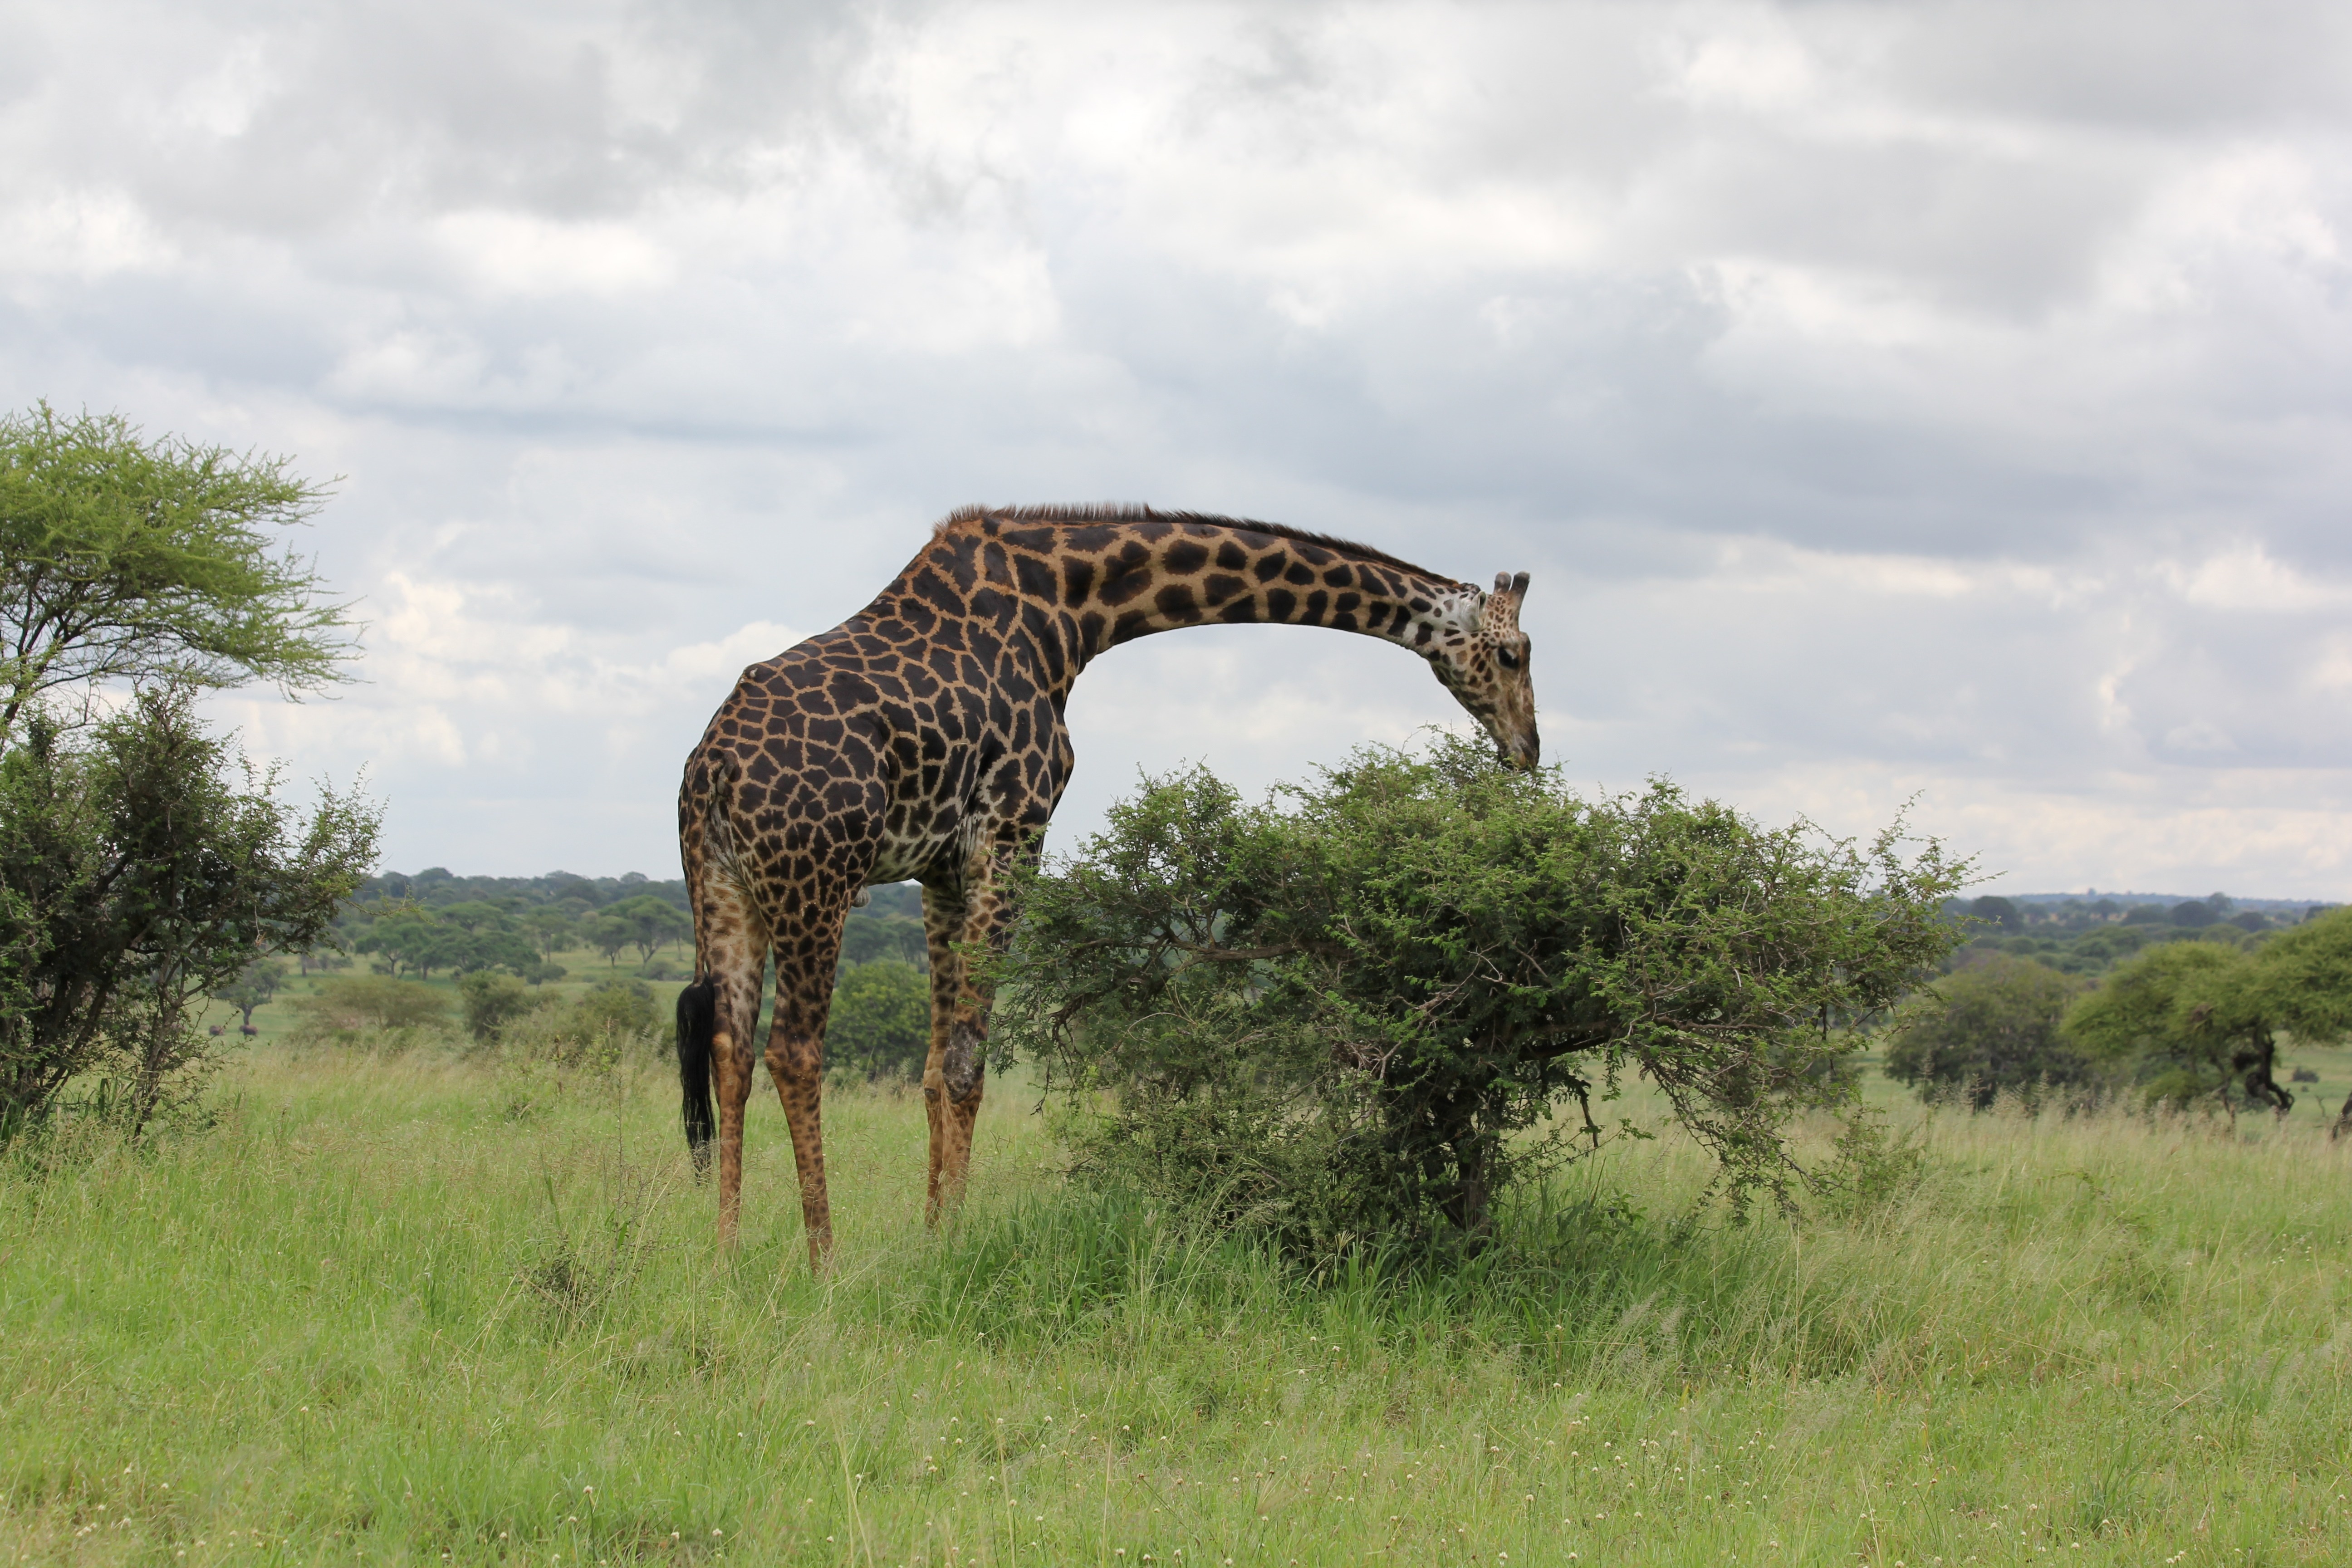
[{"left": 676, "top": 505, "right": 1539, "bottom": 1268}]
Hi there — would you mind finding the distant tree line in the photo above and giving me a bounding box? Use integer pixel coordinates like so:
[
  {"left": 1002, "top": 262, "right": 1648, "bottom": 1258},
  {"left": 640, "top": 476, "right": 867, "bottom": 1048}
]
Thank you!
[
  {"left": 328, "top": 871, "right": 923, "bottom": 976},
  {"left": 320, "top": 870, "right": 935, "bottom": 1082},
  {"left": 1945, "top": 893, "right": 2336, "bottom": 978}
]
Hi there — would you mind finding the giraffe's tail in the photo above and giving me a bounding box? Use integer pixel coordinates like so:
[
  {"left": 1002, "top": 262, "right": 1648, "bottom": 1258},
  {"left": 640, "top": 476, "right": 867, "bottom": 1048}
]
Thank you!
[{"left": 676, "top": 975, "right": 718, "bottom": 1177}]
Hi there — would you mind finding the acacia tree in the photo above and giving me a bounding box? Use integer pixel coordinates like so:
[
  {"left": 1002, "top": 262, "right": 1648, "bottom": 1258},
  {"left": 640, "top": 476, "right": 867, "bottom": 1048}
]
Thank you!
[
  {"left": 991, "top": 738, "right": 1966, "bottom": 1247},
  {"left": 608, "top": 894, "right": 690, "bottom": 962},
  {"left": 522, "top": 906, "right": 579, "bottom": 958},
  {"left": 0, "top": 404, "right": 356, "bottom": 740},
  {"left": 352, "top": 901, "right": 439, "bottom": 976},
  {"left": 2063, "top": 910, "right": 2352, "bottom": 1122},
  {"left": 349, "top": 901, "right": 544, "bottom": 981},
  {"left": 586, "top": 913, "right": 634, "bottom": 968},
  {"left": 217, "top": 957, "right": 289, "bottom": 1034}
]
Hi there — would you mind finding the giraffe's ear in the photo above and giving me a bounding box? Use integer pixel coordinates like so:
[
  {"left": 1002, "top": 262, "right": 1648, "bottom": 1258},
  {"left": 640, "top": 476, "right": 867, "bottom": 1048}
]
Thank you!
[{"left": 1485, "top": 571, "right": 1529, "bottom": 632}]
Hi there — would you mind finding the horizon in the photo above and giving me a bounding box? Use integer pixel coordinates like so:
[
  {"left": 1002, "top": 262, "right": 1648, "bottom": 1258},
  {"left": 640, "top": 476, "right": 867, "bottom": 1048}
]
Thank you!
[{"left": 358, "top": 865, "right": 2344, "bottom": 912}]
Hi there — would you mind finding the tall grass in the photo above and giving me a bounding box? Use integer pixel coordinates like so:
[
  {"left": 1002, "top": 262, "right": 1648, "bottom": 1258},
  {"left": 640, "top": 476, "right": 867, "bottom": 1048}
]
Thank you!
[{"left": 3, "top": 1041, "right": 2350, "bottom": 1565}]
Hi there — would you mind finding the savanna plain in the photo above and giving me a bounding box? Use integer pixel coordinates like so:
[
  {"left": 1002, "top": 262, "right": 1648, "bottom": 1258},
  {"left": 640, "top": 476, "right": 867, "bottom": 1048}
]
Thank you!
[{"left": 5, "top": 980, "right": 2351, "bottom": 1568}]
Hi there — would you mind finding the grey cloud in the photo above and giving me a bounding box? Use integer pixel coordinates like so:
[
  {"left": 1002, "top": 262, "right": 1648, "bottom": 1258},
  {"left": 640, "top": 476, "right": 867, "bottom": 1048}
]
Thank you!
[{"left": 1873, "top": 0, "right": 2352, "bottom": 130}]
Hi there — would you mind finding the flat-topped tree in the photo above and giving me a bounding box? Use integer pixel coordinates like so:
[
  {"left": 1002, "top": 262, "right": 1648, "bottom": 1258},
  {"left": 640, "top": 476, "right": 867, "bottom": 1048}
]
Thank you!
[
  {"left": 0, "top": 404, "right": 354, "bottom": 740},
  {"left": 677, "top": 504, "right": 1539, "bottom": 1269}
]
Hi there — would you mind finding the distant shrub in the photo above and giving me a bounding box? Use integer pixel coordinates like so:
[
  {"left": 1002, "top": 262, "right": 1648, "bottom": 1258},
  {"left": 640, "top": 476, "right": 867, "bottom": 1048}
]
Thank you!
[
  {"left": 2066, "top": 926, "right": 2154, "bottom": 966},
  {"left": 491, "top": 980, "right": 662, "bottom": 1070},
  {"left": 576, "top": 979, "right": 657, "bottom": 1041},
  {"left": 294, "top": 976, "right": 449, "bottom": 1036},
  {"left": 828, "top": 961, "right": 930, "bottom": 1082},
  {"left": 1884, "top": 956, "right": 2095, "bottom": 1110},
  {"left": 457, "top": 970, "right": 551, "bottom": 1043},
  {"left": 491, "top": 980, "right": 664, "bottom": 1118}
]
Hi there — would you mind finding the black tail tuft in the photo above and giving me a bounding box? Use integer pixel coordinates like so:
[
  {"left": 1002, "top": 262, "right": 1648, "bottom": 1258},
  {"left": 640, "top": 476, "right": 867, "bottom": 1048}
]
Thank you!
[{"left": 676, "top": 975, "right": 718, "bottom": 1178}]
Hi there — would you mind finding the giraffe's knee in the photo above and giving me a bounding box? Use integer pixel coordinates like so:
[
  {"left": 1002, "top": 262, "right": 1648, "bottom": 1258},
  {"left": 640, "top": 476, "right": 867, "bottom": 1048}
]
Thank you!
[
  {"left": 941, "top": 1018, "right": 985, "bottom": 1105},
  {"left": 766, "top": 1038, "right": 821, "bottom": 1088}
]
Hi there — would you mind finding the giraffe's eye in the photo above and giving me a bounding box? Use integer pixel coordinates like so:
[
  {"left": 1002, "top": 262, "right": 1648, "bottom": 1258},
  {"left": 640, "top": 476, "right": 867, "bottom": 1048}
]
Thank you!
[{"left": 1496, "top": 649, "right": 1521, "bottom": 671}]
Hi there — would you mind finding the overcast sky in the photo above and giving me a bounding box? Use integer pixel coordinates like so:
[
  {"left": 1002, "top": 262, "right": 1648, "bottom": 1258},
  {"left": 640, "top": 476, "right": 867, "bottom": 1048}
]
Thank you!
[{"left": 5, "top": 0, "right": 2349, "bottom": 896}]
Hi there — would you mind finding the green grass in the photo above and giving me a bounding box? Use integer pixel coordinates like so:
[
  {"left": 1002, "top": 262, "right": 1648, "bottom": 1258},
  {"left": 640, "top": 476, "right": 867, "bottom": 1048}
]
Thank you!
[{"left": 5, "top": 1041, "right": 2352, "bottom": 1567}]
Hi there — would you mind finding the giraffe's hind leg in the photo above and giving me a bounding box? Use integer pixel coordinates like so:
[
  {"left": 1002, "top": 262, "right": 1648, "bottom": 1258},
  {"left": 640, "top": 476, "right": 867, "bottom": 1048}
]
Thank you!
[
  {"left": 764, "top": 894, "right": 855, "bottom": 1273},
  {"left": 686, "top": 872, "right": 768, "bottom": 1248}
]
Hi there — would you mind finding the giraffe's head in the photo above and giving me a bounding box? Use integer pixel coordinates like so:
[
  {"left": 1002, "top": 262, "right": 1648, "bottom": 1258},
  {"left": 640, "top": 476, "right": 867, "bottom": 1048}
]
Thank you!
[{"left": 1428, "top": 571, "right": 1539, "bottom": 771}]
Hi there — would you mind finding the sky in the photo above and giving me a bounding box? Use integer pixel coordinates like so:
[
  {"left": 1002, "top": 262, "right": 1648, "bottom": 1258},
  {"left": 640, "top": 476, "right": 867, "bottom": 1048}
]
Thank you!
[{"left": 4, "top": 0, "right": 2349, "bottom": 896}]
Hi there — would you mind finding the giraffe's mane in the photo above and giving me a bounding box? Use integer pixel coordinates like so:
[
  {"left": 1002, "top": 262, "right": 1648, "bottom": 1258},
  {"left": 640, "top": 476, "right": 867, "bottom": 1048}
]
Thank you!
[{"left": 935, "top": 503, "right": 1453, "bottom": 582}]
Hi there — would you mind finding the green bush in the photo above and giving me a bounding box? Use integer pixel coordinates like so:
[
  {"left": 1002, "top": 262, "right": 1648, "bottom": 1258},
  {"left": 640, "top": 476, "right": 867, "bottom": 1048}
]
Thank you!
[
  {"left": 1883, "top": 956, "right": 2095, "bottom": 1109},
  {"left": 0, "top": 692, "right": 376, "bottom": 1130},
  {"left": 827, "top": 960, "right": 930, "bottom": 1081},
  {"left": 481, "top": 980, "right": 669, "bottom": 1121},
  {"left": 993, "top": 736, "right": 1965, "bottom": 1250}
]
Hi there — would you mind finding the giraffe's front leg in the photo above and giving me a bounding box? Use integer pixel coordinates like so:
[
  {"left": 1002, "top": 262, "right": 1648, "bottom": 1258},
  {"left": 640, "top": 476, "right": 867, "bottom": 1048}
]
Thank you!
[
  {"left": 921, "top": 837, "right": 1033, "bottom": 1221},
  {"left": 931, "top": 1002, "right": 988, "bottom": 1218},
  {"left": 920, "top": 881, "right": 967, "bottom": 1223}
]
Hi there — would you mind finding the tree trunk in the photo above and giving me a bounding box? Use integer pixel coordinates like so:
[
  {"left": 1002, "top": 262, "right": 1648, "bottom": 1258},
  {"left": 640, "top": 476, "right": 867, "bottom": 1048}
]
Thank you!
[
  {"left": 1440, "top": 1104, "right": 1494, "bottom": 1247},
  {"left": 2232, "top": 1031, "right": 2293, "bottom": 1119}
]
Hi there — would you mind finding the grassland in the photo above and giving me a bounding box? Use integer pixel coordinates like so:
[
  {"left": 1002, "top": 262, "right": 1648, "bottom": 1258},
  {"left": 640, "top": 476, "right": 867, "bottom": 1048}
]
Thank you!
[{"left": 4, "top": 970, "right": 2352, "bottom": 1566}]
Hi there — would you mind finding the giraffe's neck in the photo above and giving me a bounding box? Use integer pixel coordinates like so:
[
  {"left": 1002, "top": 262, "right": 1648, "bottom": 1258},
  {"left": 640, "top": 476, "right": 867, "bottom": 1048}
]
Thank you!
[{"left": 879, "top": 512, "right": 1481, "bottom": 699}]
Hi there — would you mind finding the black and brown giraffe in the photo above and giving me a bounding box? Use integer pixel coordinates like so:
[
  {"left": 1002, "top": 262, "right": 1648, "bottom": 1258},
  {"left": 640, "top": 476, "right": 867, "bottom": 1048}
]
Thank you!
[{"left": 676, "top": 504, "right": 1539, "bottom": 1268}]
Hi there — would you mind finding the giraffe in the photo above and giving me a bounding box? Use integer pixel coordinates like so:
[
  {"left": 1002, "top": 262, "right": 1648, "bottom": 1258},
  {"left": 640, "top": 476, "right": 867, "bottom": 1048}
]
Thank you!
[{"left": 675, "top": 505, "right": 1539, "bottom": 1269}]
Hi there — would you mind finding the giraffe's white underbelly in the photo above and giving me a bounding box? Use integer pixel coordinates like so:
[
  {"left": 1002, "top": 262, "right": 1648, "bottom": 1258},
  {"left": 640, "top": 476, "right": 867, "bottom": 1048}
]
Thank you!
[{"left": 862, "top": 799, "right": 990, "bottom": 888}]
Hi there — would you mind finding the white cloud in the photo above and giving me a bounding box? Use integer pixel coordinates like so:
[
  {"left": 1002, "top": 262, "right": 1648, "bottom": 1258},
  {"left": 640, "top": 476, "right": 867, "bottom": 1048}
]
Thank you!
[
  {"left": 432, "top": 211, "right": 676, "bottom": 299},
  {"left": 1, "top": 191, "right": 176, "bottom": 285},
  {"left": 2158, "top": 544, "right": 2352, "bottom": 613},
  {"left": 170, "top": 34, "right": 274, "bottom": 138}
]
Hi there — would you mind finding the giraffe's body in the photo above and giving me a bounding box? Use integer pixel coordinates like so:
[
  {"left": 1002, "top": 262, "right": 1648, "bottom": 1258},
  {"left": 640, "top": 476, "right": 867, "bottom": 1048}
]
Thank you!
[{"left": 677, "top": 505, "right": 1538, "bottom": 1266}]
